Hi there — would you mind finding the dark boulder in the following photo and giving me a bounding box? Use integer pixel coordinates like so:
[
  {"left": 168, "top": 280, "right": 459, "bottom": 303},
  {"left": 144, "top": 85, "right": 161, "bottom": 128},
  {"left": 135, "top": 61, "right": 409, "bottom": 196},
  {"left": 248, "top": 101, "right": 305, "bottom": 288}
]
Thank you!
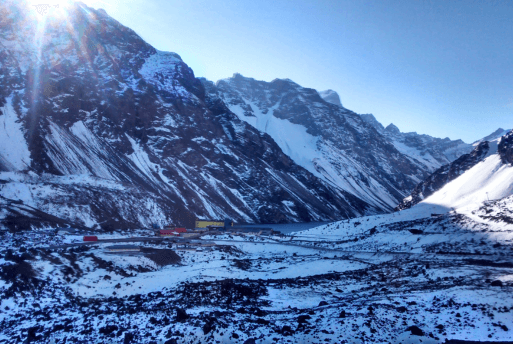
[
  {"left": 491, "top": 280, "right": 503, "bottom": 287},
  {"left": 202, "top": 322, "right": 213, "bottom": 335},
  {"left": 175, "top": 308, "right": 188, "bottom": 322},
  {"left": 280, "top": 325, "right": 295, "bottom": 336},
  {"left": 123, "top": 332, "right": 135, "bottom": 344},
  {"left": 297, "top": 315, "right": 311, "bottom": 324},
  {"left": 407, "top": 325, "right": 424, "bottom": 336}
]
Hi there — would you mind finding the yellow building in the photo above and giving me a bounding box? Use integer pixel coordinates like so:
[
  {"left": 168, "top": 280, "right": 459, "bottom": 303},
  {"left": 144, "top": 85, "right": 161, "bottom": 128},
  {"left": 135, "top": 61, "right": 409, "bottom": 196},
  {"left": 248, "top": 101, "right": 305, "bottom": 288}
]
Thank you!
[{"left": 195, "top": 220, "right": 224, "bottom": 229}]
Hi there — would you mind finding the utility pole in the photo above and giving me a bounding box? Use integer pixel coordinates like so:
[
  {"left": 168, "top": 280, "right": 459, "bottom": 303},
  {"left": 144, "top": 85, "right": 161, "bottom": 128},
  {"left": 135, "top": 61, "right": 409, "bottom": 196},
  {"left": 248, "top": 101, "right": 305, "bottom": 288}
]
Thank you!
[{"left": 486, "top": 192, "right": 490, "bottom": 201}]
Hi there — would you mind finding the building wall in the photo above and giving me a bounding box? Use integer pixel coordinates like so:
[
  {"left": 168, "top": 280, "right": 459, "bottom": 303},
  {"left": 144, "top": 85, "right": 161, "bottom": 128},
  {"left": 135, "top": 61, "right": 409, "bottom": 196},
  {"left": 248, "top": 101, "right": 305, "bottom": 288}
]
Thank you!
[{"left": 195, "top": 220, "right": 224, "bottom": 228}]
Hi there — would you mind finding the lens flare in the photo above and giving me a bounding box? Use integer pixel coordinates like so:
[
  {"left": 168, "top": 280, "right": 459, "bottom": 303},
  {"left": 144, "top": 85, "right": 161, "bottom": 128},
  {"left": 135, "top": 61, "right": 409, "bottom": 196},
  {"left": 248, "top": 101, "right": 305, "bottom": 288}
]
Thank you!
[{"left": 28, "top": 0, "right": 70, "bottom": 18}]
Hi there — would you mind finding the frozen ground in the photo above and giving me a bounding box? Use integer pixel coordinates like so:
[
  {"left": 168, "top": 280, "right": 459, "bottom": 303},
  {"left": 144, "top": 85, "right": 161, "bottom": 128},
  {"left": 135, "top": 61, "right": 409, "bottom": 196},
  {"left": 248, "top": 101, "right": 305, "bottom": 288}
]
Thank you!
[{"left": 0, "top": 203, "right": 512, "bottom": 344}]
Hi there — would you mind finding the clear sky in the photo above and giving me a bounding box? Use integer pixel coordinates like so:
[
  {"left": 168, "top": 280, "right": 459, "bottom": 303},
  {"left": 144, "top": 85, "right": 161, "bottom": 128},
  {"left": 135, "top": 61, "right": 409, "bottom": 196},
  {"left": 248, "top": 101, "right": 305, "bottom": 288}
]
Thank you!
[{"left": 80, "top": 0, "right": 513, "bottom": 143}]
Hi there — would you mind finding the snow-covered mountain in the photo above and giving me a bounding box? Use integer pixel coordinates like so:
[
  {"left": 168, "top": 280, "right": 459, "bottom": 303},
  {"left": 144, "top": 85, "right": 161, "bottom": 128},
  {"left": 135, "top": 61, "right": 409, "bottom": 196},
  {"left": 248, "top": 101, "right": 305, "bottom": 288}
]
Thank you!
[
  {"left": 204, "top": 74, "right": 479, "bottom": 213},
  {"left": 397, "top": 130, "right": 512, "bottom": 210},
  {"left": 318, "top": 90, "right": 474, "bottom": 172},
  {"left": 473, "top": 127, "right": 511, "bottom": 145},
  {"left": 358, "top": 113, "right": 473, "bottom": 171},
  {"left": 0, "top": 1, "right": 375, "bottom": 229},
  {"left": 0, "top": 0, "right": 504, "bottom": 231}
]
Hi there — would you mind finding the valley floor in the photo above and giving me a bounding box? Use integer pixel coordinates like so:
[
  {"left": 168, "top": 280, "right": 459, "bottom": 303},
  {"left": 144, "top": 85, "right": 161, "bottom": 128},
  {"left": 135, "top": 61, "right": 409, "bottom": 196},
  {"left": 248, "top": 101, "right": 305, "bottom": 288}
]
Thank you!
[{"left": 1, "top": 202, "right": 512, "bottom": 344}]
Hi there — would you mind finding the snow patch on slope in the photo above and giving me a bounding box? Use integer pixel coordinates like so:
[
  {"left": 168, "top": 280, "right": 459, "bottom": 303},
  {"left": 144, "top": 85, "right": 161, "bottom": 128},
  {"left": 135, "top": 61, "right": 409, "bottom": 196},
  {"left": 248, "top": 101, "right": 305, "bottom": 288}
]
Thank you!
[
  {"left": 0, "top": 96, "right": 31, "bottom": 171},
  {"left": 140, "top": 51, "right": 181, "bottom": 79},
  {"left": 230, "top": 100, "right": 321, "bottom": 179},
  {"left": 424, "top": 154, "right": 513, "bottom": 213}
]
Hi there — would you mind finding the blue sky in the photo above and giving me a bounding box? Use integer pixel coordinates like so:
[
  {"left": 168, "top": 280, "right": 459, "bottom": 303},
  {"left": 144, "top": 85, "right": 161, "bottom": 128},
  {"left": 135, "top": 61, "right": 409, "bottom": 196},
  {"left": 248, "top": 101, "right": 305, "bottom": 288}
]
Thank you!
[{"left": 82, "top": 0, "right": 513, "bottom": 143}]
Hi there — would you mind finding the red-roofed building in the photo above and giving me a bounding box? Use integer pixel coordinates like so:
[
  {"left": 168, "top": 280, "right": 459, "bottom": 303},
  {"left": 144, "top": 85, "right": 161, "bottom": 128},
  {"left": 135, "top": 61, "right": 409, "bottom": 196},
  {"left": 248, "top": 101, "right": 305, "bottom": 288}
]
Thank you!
[
  {"left": 159, "top": 228, "right": 187, "bottom": 237},
  {"left": 160, "top": 230, "right": 177, "bottom": 237}
]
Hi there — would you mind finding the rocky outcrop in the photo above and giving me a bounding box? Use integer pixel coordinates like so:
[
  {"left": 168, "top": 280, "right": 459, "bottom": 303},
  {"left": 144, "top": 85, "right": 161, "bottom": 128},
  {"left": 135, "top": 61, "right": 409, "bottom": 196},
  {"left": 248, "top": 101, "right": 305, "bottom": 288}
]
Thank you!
[{"left": 498, "top": 130, "right": 513, "bottom": 165}]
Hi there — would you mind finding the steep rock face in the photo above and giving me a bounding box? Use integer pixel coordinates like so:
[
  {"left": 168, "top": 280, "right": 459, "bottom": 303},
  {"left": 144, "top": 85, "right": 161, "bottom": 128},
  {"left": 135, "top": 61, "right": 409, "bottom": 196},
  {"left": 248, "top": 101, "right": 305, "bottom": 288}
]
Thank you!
[
  {"left": 396, "top": 141, "right": 492, "bottom": 210},
  {"left": 205, "top": 74, "right": 429, "bottom": 212},
  {"left": 0, "top": 1, "right": 371, "bottom": 229},
  {"left": 498, "top": 130, "right": 513, "bottom": 165},
  {"left": 360, "top": 114, "right": 473, "bottom": 171}
]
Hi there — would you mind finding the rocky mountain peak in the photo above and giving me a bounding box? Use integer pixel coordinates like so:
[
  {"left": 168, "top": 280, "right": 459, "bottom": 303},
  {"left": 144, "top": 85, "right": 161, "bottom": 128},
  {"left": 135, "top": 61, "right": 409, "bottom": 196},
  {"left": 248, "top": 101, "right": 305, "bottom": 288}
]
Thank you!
[
  {"left": 319, "top": 89, "right": 343, "bottom": 107},
  {"left": 385, "top": 123, "right": 401, "bottom": 134},
  {"left": 474, "top": 128, "right": 511, "bottom": 145}
]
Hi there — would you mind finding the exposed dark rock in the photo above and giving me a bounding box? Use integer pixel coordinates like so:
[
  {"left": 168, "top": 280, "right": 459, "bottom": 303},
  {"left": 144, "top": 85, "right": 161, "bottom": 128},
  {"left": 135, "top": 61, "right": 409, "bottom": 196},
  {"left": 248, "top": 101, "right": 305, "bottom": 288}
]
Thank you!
[
  {"left": 491, "top": 280, "right": 503, "bottom": 287},
  {"left": 202, "top": 321, "right": 213, "bottom": 335},
  {"left": 407, "top": 325, "right": 424, "bottom": 336},
  {"left": 297, "top": 315, "right": 311, "bottom": 324},
  {"left": 175, "top": 308, "right": 188, "bottom": 322},
  {"left": 124, "top": 332, "right": 134, "bottom": 344},
  {"left": 280, "top": 325, "right": 295, "bottom": 336},
  {"left": 98, "top": 325, "right": 118, "bottom": 336},
  {"left": 498, "top": 130, "right": 513, "bottom": 165}
]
